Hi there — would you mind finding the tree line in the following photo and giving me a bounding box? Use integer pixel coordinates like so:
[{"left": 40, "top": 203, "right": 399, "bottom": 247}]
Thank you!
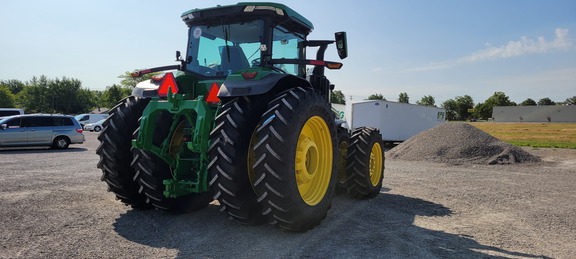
[
  {"left": 0, "top": 72, "right": 153, "bottom": 115},
  {"left": 330, "top": 90, "right": 576, "bottom": 121}
]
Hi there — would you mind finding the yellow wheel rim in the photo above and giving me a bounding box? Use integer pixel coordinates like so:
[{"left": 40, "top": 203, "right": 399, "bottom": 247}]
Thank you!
[
  {"left": 295, "top": 116, "right": 333, "bottom": 206},
  {"left": 369, "top": 142, "right": 383, "bottom": 186}
]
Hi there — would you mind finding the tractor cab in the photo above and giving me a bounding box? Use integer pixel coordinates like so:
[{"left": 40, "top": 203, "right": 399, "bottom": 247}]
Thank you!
[{"left": 181, "top": 3, "right": 314, "bottom": 78}]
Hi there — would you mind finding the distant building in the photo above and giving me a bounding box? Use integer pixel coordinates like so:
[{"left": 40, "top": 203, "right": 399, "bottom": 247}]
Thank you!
[{"left": 492, "top": 106, "right": 576, "bottom": 122}]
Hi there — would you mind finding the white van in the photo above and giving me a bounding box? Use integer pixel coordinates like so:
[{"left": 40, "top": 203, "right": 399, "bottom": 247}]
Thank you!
[
  {"left": 0, "top": 108, "right": 24, "bottom": 118},
  {"left": 74, "top": 114, "right": 109, "bottom": 127}
]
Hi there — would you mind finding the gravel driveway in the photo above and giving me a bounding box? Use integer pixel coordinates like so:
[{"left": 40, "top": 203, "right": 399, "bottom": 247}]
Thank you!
[{"left": 1, "top": 132, "right": 575, "bottom": 258}]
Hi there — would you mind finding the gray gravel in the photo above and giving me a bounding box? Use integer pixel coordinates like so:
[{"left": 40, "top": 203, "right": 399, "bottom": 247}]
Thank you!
[
  {"left": 1, "top": 131, "right": 575, "bottom": 258},
  {"left": 388, "top": 122, "right": 541, "bottom": 165}
]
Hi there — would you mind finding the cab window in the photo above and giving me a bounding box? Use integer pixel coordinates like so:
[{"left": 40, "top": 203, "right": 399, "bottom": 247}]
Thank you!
[{"left": 272, "top": 26, "right": 305, "bottom": 76}]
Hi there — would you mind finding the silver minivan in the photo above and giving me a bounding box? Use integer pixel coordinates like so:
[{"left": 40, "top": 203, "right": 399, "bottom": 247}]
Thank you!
[{"left": 0, "top": 114, "right": 85, "bottom": 149}]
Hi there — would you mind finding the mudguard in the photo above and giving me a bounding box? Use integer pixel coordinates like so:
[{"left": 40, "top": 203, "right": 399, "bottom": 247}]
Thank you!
[{"left": 218, "top": 73, "right": 310, "bottom": 97}]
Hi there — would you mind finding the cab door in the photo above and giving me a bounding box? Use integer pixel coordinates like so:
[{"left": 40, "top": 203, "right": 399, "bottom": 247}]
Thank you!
[{"left": 0, "top": 117, "right": 27, "bottom": 146}]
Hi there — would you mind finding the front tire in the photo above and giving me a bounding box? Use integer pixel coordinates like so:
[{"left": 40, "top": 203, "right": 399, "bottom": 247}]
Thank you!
[
  {"left": 208, "top": 96, "right": 268, "bottom": 224},
  {"left": 345, "top": 127, "right": 384, "bottom": 199},
  {"left": 253, "top": 87, "right": 337, "bottom": 232},
  {"left": 96, "top": 96, "right": 151, "bottom": 209}
]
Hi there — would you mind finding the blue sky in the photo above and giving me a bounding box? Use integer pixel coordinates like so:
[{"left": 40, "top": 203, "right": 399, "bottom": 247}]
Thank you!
[{"left": 1, "top": 0, "right": 575, "bottom": 105}]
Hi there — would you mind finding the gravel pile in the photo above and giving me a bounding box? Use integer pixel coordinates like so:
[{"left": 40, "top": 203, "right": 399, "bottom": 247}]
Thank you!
[{"left": 387, "top": 122, "right": 541, "bottom": 165}]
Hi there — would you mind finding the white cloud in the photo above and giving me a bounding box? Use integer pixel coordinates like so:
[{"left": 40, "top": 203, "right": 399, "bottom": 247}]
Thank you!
[{"left": 459, "top": 28, "right": 573, "bottom": 63}]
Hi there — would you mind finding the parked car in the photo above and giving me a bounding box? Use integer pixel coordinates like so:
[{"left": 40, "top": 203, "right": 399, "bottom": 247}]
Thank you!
[
  {"left": 74, "top": 114, "right": 108, "bottom": 128},
  {"left": 0, "top": 114, "right": 85, "bottom": 149},
  {"left": 0, "top": 108, "right": 24, "bottom": 119},
  {"left": 84, "top": 118, "right": 106, "bottom": 132}
]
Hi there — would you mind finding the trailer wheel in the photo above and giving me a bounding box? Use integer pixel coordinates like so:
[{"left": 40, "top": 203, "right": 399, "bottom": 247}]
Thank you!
[
  {"left": 208, "top": 96, "right": 268, "bottom": 225},
  {"left": 335, "top": 128, "right": 350, "bottom": 195},
  {"left": 346, "top": 127, "right": 384, "bottom": 198},
  {"left": 96, "top": 96, "right": 151, "bottom": 209},
  {"left": 131, "top": 120, "right": 212, "bottom": 213},
  {"left": 253, "top": 87, "right": 337, "bottom": 232}
]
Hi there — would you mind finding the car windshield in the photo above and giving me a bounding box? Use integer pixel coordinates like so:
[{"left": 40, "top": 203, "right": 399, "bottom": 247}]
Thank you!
[{"left": 185, "top": 19, "right": 264, "bottom": 77}]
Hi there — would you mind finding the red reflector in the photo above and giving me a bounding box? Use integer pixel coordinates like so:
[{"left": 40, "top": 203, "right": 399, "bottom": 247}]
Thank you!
[
  {"left": 158, "top": 72, "right": 179, "bottom": 97},
  {"left": 206, "top": 83, "right": 220, "bottom": 104},
  {"left": 241, "top": 71, "right": 258, "bottom": 80}
]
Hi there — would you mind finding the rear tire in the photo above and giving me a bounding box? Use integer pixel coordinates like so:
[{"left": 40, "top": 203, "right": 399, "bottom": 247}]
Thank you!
[
  {"left": 253, "top": 87, "right": 337, "bottom": 232},
  {"left": 345, "top": 127, "right": 384, "bottom": 199},
  {"left": 96, "top": 96, "right": 151, "bottom": 209},
  {"left": 131, "top": 148, "right": 212, "bottom": 213},
  {"left": 52, "top": 136, "right": 70, "bottom": 149},
  {"left": 208, "top": 96, "right": 268, "bottom": 224}
]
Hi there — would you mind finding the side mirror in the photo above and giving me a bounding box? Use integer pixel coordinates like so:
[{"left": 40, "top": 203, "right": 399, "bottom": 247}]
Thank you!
[
  {"left": 335, "top": 32, "right": 348, "bottom": 59},
  {"left": 176, "top": 51, "right": 182, "bottom": 61}
]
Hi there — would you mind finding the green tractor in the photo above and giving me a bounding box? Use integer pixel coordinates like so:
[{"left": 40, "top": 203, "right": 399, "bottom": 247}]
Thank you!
[{"left": 97, "top": 2, "right": 384, "bottom": 232}]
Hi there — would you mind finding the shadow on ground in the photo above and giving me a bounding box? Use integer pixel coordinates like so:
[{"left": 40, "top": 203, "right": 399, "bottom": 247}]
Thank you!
[{"left": 113, "top": 192, "right": 549, "bottom": 258}]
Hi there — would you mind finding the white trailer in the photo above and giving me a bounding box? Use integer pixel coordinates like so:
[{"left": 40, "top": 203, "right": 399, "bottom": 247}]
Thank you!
[{"left": 332, "top": 100, "right": 446, "bottom": 143}]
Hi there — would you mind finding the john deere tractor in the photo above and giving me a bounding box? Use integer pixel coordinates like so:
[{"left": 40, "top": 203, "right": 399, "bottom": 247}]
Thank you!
[{"left": 97, "top": 2, "right": 384, "bottom": 232}]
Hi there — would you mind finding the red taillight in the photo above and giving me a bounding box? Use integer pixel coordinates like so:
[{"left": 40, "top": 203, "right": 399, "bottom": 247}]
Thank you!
[
  {"left": 241, "top": 71, "right": 258, "bottom": 80},
  {"left": 157, "top": 72, "right": 179, "bottom": 97},
  {"left": 151, "top": 74, "right": 165, "bottom": 82},
  {"left": 76, "top": 128, "right": 83, "bottom": 133},
  {"left": 206, "top": 82, "right": 220, "bottom": 104}
]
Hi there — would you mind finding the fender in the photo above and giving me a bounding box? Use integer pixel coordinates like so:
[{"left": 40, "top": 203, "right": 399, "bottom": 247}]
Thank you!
[{"left": 218, "top": 73, "right": 311, "bottom": 97}]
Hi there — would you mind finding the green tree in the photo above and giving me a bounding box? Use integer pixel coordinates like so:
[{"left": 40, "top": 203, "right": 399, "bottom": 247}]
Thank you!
[
  {"left": 538, "top": 97, "right": 556, "bottom": 106},
  {"left": 441, "top": 95, "right": 474, "bottom": 121},
  {"left": 18, "top": 76, "right": 50, "bottom": 113},
  {"left": 0, "top": 79, "right": 25, "bottom": 95},
  {"left": 368, "top": 93, "right": 385, "bottom": 100},
  {"left": 92, "top": 90, "right": 105, "bottom": 111},
  {"left": 520, "top": 98, "right": 537, "bottom": 106},
  {"left": 330, "top": 90, "right": 346, "bottom": 104},
  {"left": 103, "top": 84, "right": 131, "bottom": 108},
  {"left": 0, "top": 85, "right": 16, "bottom": 107},
  {"left": 441, "top": 99, "right": 458, "bottom": 121},
  {"left": 416, "top": 95, "right": 436, "bottom": 106},
  {"left": 398, "top": 92, "right": 409, "bottom": 103},
  {"left": 473, "top": 92, "right": 516, "bottom": 120},
  {"left": 566, "top": 96, "right": 576, "bottom": 105}
]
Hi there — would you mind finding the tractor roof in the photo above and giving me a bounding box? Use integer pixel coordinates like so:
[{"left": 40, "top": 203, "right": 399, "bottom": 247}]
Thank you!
[{"left": 181, "top": 2, "right": 314, "bottom": 35}]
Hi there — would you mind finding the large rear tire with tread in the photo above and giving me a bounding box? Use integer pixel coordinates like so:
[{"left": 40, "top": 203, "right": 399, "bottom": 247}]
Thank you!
[
  {"left": 253, "top": 87, "right": 337, "bottom": 232},
  {"left": 131, "top": 147, "right": 212, "bottom": 213},
  {"left": 208, "top": 96, "right": 268, "bottom": 225},
  {"left": 96, "top": 96, "right": 151, "bottom": 209},
  {"left": 345, "top": 127, "right": 385, "bottom": 199}
]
